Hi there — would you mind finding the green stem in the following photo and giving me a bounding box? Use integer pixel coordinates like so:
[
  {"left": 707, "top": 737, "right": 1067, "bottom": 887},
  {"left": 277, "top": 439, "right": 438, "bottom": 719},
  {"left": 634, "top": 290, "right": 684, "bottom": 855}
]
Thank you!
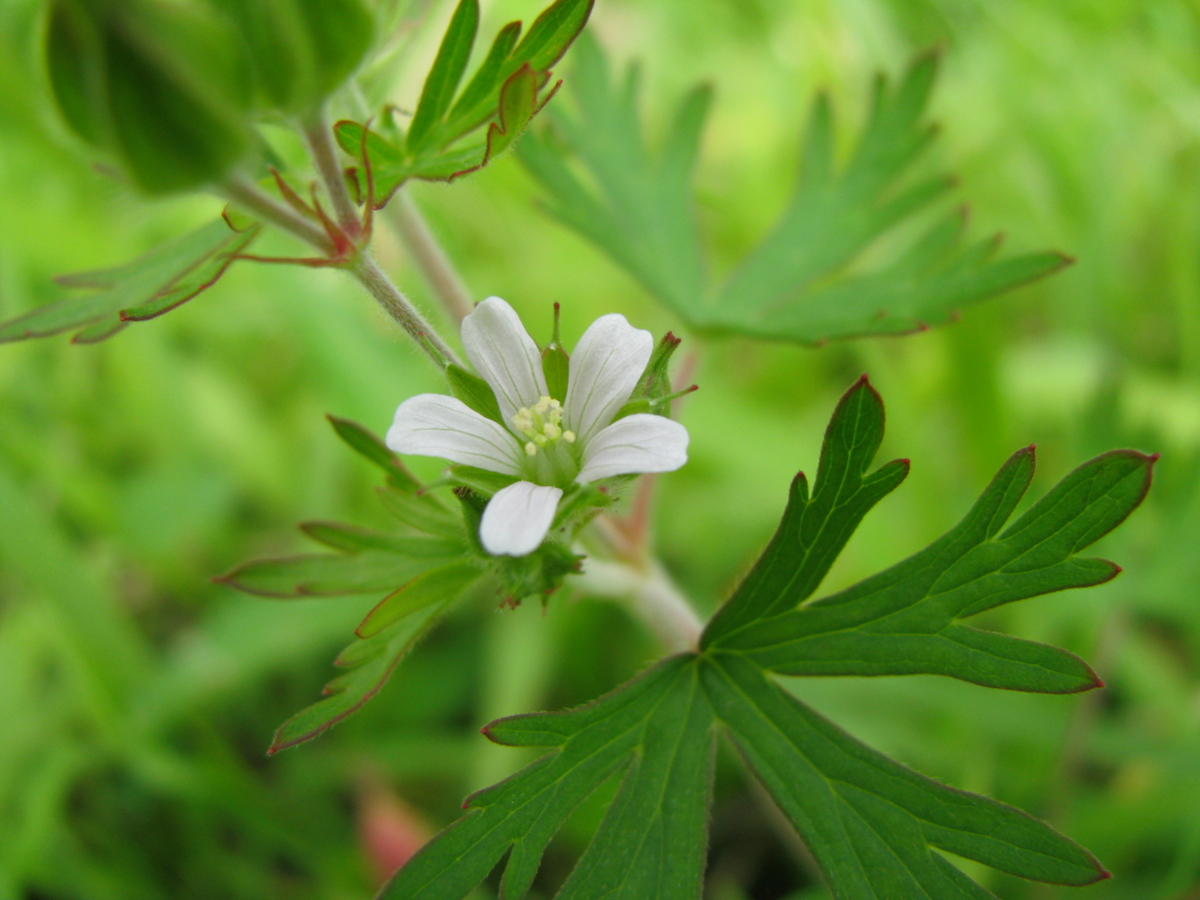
[
  {"left": 350, "top": 254, "right": 462, "bottom": 367},
  {"left": 570, "top": 555, "right": 703, "bottom": 652},
  {"left": 301, "top": 106, "right": 362, "bottom": 236},
  {"left": 222, "top": 174, "right": 334, "bottom": 254}
]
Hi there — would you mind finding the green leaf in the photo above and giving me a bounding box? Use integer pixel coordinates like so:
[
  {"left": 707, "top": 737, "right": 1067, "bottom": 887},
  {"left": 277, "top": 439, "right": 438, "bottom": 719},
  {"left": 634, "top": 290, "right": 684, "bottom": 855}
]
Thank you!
[
  {"left": 388, "top": 379, "right": 1148, "bottom": 899},
  {"left": 515, "top": 31, "right": 709, "bottom": 315},
  {"left": 0, "top": 219, "right": 256, "bottom": 344},
  {"left": 377, "top": 485, "right": 464, "bottom": 539},
  {"left": 215, "top": 551, "right": 451, "bottom": 597},
  {"left": 703, "top": 375, "right": 909, "bottom": 644},
  {"left": 327, "top": 414, "right": 422, "bottom": 491},
  {"left": 380, "top": 655, "right": 713, "bottom": 899},
  {"left": 333, "top": 0, "right": 592, "bottom": 204},
  {"left": 299, "top": 521, "right": 463, "bottom": 557},
  {"left": 441, "top": 465, "right": 520, "bottom": 497},
  {"left": 517, "top": 40, "right": 1069, "bottom": 345},
  {"left": 408, "top": 0, "right": 480, "bottom": 153},
  {"left": 269, "top": 562, "right": 482, "bottom": 753},
  {"left": 703, "top": 653, "right": 1107, "bottom": 895},
  {"left": 356, "top": 562, "right": 480, "bottom": 638},
  {"left": 711, "top": 443, "right": 1153, "bottom": 694}
]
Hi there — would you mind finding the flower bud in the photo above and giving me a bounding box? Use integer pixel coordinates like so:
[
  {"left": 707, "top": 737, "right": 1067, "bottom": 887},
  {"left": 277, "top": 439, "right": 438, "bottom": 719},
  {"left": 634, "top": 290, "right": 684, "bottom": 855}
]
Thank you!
[
  {"left": 45, "top": 0, "right": 256, "bottom": 194},
  {"left": 209, "top": 0, "right": 375, "bottom": 115}
]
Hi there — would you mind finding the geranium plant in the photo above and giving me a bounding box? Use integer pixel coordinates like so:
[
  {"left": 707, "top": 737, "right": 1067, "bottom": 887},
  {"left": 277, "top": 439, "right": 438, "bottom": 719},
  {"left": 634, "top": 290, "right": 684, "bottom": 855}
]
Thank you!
[{"left": 2, "top": 1, "right": 1158, "bottom": 898}]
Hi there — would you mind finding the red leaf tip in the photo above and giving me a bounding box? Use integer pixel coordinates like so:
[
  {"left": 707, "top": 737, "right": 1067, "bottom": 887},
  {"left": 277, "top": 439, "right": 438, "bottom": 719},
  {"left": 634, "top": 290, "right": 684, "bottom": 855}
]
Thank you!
[{"left": 1149, "top": 452, "right": 1161, "bottom": 463}]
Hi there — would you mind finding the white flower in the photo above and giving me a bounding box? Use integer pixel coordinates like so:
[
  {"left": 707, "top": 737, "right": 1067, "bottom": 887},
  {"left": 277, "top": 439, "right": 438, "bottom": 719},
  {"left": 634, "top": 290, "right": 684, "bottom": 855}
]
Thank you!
[{"left": 386, "top": 297, "right": 689, "bottom": 556}]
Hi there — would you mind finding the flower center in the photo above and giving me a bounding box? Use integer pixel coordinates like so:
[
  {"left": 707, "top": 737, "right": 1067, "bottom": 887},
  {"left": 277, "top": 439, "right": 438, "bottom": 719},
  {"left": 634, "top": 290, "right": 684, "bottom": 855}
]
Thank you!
[{"left": 512, "top": 396, "right": 576, "bottom": 457}]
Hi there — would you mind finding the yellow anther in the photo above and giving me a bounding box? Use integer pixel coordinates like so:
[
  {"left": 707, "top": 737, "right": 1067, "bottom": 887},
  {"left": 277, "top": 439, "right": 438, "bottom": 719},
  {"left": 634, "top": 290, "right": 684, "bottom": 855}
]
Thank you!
[
  {"left": 513, "top": 396, "right": 569, "bottom": 456},
  {"left": 563, "top": 430, "right": 576, "bottom": 443}
]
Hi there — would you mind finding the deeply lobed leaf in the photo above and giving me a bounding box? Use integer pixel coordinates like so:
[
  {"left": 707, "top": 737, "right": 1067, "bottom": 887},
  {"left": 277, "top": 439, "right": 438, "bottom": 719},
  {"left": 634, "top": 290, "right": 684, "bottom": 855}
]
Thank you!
[
  {"left": 0, "top": 219, "right": 256, "bottom": 344},
  {"left": 220, "top": 417, "right": 479, "bottom": 752},
  {"left": 381, "top": 655, "right": 713, "bottom": 900},
  {"left": 335, "top": 0, "right": 592, "bottom": 204},
  {"left": 381, "top": 379, "right": 1150, "bottom": 899},
  {"left": 517, "top": 40, "right": 1069, "bottom": 345},
  {"left": 714, "top": 445, "right": 1153, "bottom": 693}
]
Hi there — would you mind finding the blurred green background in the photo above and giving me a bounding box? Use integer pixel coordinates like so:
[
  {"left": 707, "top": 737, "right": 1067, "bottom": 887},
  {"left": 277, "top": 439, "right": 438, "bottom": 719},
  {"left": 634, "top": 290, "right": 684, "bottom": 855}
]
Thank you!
[{"left": 2, "top": 0, "right": 1198, "bottom": 897}]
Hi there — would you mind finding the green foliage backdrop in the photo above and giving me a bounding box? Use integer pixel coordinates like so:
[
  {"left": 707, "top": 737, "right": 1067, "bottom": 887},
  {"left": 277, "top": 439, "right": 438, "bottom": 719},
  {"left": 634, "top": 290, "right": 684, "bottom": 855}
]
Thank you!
[{"left": 1, "top": 0, "right": 1197, "bottom": 898}]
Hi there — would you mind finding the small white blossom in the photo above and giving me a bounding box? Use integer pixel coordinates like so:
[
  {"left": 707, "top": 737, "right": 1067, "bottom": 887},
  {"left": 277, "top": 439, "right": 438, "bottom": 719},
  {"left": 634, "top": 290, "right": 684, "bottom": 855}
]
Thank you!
[{"left": 387, "top": 297, "right": 689, "bottom": 556}]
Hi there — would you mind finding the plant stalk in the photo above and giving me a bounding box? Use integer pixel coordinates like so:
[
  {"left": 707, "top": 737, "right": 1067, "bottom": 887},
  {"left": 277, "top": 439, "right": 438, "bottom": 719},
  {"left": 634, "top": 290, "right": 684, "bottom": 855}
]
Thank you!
[
  {"left": 391, "top": 190, "right": 476, "bottom": 324},
  {"left": 222, "top": 175, "right": 334, "bottom": 254},
  {"left": 350, "top": 254, "right": 462, "bottom": 367},
  {"left": 301, "top": 107, "right": 363, "bottom": 236},
  {"left": 570, "top": 556, "right": 703, "bottom": 653}
]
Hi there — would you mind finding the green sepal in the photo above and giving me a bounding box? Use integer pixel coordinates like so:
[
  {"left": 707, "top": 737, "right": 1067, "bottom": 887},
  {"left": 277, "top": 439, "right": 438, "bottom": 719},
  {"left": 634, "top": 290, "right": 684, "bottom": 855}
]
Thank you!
[
  {"left": 636, "top": 331, "right": 682, "bottom": 404},
  {"left": 551, "top": 481, "right": 612, "bottom": 529},
  {"left": 452, "top": 486, "right": 488, "bottom": 557},
  {"left": 447, "top": 363, "right": 504, "bottom": 423},
  {"left": 440, "top": 465, "right": 520, "bottom": 497},
  {"left": 540, "top": 301, "right": 570, "bottom": 401},
  {"left": 491, "top": 540, "right": 583, "bottom": 605},
  {"left": 542, "top": 344, "right": 570, "bottom": 402},
  {"left": 613, "top": 398, "right": 652, "bottom": 421}
]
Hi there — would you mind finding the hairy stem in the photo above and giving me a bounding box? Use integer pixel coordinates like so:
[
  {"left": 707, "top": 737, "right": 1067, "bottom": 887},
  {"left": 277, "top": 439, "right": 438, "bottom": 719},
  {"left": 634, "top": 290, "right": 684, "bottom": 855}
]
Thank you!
[
  {"left": 222, "top": 175, "right": 334, "bottom": 254},
  {"left": 302, "top": 106, "right": 362, "bottom": 236},
  {"left": 390, "top": 190, "right": 476, "bottom": 324},
  {"left": 351, "top": 254, "right": 462, "bottom": 367},
  {"left": 570, "top": 556, "right": 703, "bottom": 653}
]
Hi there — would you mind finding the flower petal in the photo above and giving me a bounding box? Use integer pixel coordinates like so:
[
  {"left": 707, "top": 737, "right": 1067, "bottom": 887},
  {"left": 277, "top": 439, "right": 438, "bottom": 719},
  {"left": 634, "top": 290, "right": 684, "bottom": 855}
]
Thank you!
[
  {"left": 461, "top": 296, "right": 548, "bottom": 430},
  {"left": 564, "top": 313, "right": 653, "bottom": 447},
  {"left": 576, "top": 414, "right": 689, "bottom": 482},
  {"left": 479, "top": 481, "right": 563, "bottom": 556},
  {"left": 387, "top": 394, "right": 522, "bottom": 476}
]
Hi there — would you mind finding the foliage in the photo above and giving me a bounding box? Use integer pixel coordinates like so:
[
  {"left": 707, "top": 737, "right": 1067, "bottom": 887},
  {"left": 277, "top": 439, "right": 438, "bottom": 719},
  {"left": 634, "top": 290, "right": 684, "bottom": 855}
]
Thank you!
[
  {"left": 382, "top": 378, "right": 1152, "bottom": 899},
  {"left": 0, "top": 218, "right": 257, "bottom": 344},
  {"left": 517, "top": 36, "right": 1071, "bottom": 346},
  {"left": 1, "top": 0, "right": 1193, "bottom": 898},
  {"left": 336, "top": 0, "right": 593, "bottom": 204}
]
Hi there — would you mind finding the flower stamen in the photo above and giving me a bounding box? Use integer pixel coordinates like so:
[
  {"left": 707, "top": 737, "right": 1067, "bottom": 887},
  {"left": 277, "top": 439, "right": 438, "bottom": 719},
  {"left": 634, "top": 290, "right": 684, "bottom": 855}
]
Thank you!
[{"left": 512, "top": 396, "right": 570, "bottom": 456}]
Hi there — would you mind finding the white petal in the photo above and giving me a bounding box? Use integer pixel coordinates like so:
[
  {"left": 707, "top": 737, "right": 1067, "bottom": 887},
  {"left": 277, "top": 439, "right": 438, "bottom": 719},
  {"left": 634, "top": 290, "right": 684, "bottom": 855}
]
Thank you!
[
  {"left": 576, "top": 414, "right": 689, "bottom": 482},
  {"left": 387, "top": 394, "right": 523, "bottom": 476},
  {"left": 564, "top": 313, "right": 653, "bottom": 447},
  {"left": 461, "top": 296, "right": 548, "bottom": 430},
  {"left": 480, "top": 481, "right": 563, "bottom": 556}
]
